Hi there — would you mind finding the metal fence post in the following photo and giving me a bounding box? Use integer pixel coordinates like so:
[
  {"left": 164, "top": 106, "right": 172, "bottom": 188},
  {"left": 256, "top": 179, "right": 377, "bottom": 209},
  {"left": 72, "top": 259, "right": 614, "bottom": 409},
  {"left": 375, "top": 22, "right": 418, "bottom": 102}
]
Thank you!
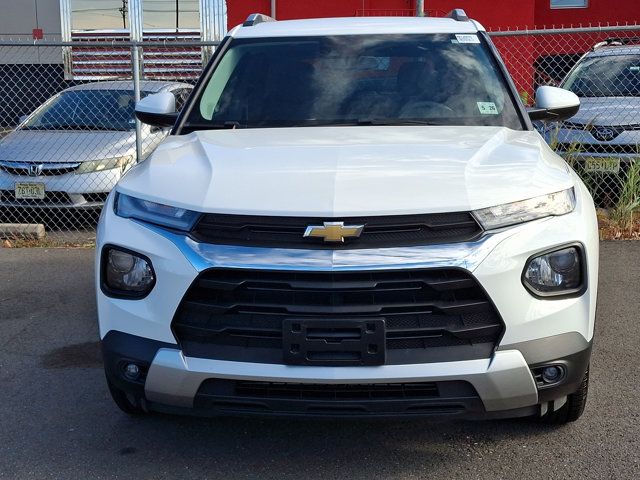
[
  {"left": 416, "top": 0, "right": 425, "bottom": 17},
  {"left": 131, "top": 44, "right": 143, "bottom": 164},
  {"left": 129, "top": 0, "right": 144, "bottom": 163}
]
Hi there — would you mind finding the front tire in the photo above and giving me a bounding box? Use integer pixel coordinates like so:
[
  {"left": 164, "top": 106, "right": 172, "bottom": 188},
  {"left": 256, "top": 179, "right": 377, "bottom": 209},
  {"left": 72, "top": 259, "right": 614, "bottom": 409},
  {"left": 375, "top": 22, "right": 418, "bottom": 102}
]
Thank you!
[{"left": 539, "top": 366, "right": 589, "bottom": 425}]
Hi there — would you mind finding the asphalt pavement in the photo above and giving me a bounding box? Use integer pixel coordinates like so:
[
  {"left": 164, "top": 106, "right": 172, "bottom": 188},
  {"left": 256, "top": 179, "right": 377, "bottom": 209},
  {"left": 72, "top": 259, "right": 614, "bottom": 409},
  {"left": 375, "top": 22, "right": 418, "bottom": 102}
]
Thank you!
[{"left": 0, "top": 243, "right": 639, "bottom": 479}]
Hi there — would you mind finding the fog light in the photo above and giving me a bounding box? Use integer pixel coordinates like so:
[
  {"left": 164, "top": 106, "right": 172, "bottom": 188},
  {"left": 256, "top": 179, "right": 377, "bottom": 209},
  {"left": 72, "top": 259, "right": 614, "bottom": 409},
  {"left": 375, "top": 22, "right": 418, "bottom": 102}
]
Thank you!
[
  {"left": 533, "top": 364, "right": 566, "bottom": 387},
  {"left": 523, "top": 245, "right": 584, "bottom": 297},
  {"left": 542, "top": 366, "right": 562, "bottom": 383},
  {"left": 123, "top": 363, "right": 140, "bottom": 380},
  {"left": 102, "top": 246, "right": 155, "bottom": 298}
]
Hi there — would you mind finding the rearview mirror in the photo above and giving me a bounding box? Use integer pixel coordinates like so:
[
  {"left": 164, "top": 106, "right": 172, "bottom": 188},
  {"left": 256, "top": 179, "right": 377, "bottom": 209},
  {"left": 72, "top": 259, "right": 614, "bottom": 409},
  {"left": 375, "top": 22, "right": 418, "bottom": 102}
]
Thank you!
[
  {"left": 135, "top": 92, "right": 178, "bottom": 128},
  {"left": 528, "top": 86, "right": 580, "bottom": 122}
]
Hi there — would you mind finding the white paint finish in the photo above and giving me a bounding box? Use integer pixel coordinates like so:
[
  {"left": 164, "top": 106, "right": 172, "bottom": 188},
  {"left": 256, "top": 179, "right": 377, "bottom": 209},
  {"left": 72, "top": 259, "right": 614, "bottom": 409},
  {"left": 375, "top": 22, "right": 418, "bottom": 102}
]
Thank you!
[
  {"left": 473, "top": 179, "right": 598, "bottom": 344},
  {"left": 135, "top": 91, "right": 176, "bottom": 115},
  {"left": 97, "top": 184, "right": 596, "bottom": 412},
  {"left": 117, "top": 126, "right": 573, "bottom": 217},
  {"left": 535, "top": 85, "right": 581, "bottom": 110},
  {"left": 96, "top": 185, "right": 597, "bottom": 349},
  {"left": 231, "top": 16, "right": 482, "bottom": 38}
]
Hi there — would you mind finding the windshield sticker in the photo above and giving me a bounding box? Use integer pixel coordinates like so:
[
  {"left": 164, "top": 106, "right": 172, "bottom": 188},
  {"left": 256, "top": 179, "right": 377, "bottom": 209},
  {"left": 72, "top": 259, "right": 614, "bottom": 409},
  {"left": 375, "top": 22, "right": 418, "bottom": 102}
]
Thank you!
[
  {"left": 477, "top": 102, "right": 499, "bottom": 115},
  {"left": 455, "top": 34, "right": 480, "bottom": 44}
]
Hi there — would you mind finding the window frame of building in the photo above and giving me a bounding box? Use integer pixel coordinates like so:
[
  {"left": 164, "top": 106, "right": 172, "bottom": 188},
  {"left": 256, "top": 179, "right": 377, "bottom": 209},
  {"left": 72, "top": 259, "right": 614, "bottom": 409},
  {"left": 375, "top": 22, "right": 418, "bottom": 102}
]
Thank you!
[{"left": 550, "top": 0, "right": 589, "bottom": 9}]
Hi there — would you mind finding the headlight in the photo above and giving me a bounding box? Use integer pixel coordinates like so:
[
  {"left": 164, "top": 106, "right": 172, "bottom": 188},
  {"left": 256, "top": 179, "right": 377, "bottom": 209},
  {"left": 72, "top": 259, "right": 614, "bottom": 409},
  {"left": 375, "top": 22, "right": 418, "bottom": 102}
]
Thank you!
[
  {"left": 523, "top": 245, "right": 585, "bottom": 298},
  {"left": 101, "top": 246, "right": 155, "bottom": 298},
  {"left": 473, "top": 188, "right": 575, "bottom": 230},
  {"left": 114, "top": 192, "right": 200, "bottom": 231},
  {"left": 76, "top": 155, "right": 133, "bottom": 174}
]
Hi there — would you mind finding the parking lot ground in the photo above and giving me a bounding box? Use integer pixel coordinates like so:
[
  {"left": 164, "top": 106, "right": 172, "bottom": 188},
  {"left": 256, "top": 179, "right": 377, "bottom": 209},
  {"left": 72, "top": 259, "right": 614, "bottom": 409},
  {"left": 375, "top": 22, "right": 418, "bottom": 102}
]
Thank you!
[{"left": 0, "top": 243, "right": 639, "bottom": 480}]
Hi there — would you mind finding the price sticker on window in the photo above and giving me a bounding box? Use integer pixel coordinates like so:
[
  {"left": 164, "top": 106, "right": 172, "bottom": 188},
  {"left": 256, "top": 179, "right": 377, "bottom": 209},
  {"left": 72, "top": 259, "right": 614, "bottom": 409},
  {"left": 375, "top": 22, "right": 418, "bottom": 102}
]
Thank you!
[
  {"left": 455, "top": 34, "right": 481, "bottom": 44},
  {"left": 477, "top": 102, "right": 499, "bottom": 115}
]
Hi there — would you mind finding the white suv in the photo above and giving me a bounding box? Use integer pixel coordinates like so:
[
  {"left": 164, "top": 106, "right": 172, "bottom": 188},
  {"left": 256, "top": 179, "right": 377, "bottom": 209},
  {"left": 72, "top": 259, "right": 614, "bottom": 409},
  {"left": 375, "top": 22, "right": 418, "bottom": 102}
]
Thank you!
[{"left": 97, "top": 11, "right": 599, "bottom": 424}]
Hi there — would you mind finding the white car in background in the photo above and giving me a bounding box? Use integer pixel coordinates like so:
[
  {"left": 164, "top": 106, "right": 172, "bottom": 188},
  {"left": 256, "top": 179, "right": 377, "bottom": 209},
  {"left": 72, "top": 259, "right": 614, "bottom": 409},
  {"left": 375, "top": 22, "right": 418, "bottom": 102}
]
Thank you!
[{"left": 0, "top": 80, "right": 192, "bottom": 210}]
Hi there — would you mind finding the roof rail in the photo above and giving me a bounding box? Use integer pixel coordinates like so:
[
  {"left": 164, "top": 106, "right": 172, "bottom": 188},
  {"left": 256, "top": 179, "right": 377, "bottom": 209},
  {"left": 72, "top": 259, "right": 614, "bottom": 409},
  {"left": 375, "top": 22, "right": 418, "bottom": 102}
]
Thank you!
[
  {"left": 446, "top": 9, "right": 469, "bottom": 22},
  {"left": 592, "top": 36, "right": 640, "bottom": 50},
  {"left": 243, "top": 13, "right": 276, "bottom": 27}
]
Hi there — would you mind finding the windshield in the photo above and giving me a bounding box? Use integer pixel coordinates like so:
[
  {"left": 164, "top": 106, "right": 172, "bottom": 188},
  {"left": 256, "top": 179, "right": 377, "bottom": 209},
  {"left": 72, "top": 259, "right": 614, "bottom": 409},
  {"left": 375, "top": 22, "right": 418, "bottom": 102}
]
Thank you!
[
  {"left": 563, "top": 54, "right": 640, "bottom": 97},
  {"left": 185, "top": 34, "right": 524, "bottom": 130},
  {"left": 22, "top": 89, "right": 149, "bottom": 131}
]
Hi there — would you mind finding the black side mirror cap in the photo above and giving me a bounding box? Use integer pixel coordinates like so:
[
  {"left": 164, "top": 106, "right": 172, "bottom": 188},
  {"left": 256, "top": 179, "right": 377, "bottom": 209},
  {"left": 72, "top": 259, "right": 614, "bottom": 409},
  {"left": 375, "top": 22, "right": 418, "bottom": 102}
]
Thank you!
[
  {"left": 527, "top": 104, "right": 580, "bottom": 122},
  {"left": 135, "top": 110, "right": 179, "bottom": 128}
]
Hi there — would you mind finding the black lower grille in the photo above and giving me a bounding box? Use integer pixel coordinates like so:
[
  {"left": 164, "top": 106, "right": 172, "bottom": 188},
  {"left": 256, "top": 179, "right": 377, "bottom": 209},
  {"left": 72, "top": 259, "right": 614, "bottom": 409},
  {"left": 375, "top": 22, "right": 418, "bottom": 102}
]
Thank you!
[
  {"left": 0, "top": 190, "right": 72, "bottom": 206},
  {"left": 172, "top": 268, "right": 504, "bottom": 365},
  {"left": 192, "top": 379, "right": 481, "bottom": 416},
  {"left": 190, "top": 212, "right": 482, "bottom": 249},
  {"left": 232, "top": 381, "right": 439, "bottom": 400}
]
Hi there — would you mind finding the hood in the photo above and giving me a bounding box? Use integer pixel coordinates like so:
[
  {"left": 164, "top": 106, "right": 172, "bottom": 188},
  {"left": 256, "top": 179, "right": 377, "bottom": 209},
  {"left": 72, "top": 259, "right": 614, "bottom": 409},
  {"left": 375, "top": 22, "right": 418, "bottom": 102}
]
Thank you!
[
  {"left": 117, "top": 126, "right": 573, "bottom": 216},
  {"left": 570, "top": 96, "right": 640, "bottom": 126},
  {"left": 0, "top": 130, "right": 135, "bottom": 163}
]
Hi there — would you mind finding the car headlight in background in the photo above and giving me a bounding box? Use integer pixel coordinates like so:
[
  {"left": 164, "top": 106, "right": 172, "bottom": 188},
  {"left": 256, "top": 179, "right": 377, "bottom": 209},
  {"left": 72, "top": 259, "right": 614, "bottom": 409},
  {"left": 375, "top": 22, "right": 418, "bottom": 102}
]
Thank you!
[
  {"left": 75, "top": 155, "right": 134, "bottom": 174},
  {"left": 473, "top": 188, "right": 576, "bottom": 230},
  {"left": 114, "top": 193, "right": 200, "bottom": 231},
  {"left": 101, "top": 246, "right": 155, "bottom": 298},
  {"left": 523, "top": 245, "right": 585, "bottom": 298}
]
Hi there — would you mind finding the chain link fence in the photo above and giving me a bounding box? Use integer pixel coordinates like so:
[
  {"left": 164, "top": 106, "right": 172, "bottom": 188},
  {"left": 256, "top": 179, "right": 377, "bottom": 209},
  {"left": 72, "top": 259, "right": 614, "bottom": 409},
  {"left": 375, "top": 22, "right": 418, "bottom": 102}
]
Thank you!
[
  {"left": 0, "top": 24, "right": 639, "bottom": 245},
  {"left": 492, "top": 25, "right": 640, "bottom": 211}
]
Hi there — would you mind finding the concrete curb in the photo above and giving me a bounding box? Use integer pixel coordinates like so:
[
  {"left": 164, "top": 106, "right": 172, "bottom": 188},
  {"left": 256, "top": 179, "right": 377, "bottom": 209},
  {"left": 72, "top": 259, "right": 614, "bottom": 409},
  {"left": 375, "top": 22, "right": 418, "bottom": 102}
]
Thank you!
[{"left": 0, "top": 223, "right": 46, "bottom": 239}]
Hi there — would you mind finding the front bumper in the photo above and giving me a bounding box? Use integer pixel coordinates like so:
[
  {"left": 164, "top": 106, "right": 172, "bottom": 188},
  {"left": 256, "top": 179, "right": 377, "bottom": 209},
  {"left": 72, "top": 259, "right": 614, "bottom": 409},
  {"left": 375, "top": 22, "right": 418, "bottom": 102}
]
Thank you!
[
  {"left": 97, "top": 179, "right": 599, "bottom": 418},
  {"left": 0, "top": 169, "right": 121, "bottom": 208},
  {"left": 103, "top": 330, "right": 591, "bottom": 418}
]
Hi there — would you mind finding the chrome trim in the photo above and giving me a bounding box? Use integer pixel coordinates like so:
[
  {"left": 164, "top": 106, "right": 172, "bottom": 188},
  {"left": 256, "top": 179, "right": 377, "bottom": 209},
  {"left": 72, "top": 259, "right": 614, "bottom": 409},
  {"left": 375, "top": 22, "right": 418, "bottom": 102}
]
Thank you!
[
  {"left": 0, "top": 161, "right": 81, "bottom": 170},
  {"left": 139, "top": 221, "right": 522, "bottom": 273},
  {"left": 144, "top": 348, "right": 539, "bottom": 411}
]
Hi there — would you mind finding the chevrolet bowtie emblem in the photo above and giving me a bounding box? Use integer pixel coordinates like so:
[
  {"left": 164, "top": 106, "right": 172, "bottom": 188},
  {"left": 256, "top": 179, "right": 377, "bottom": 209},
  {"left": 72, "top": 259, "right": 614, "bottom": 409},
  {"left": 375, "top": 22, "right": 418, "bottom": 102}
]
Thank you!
[{"left": 304, "top": 221, "right": 365, "bottom": 243}]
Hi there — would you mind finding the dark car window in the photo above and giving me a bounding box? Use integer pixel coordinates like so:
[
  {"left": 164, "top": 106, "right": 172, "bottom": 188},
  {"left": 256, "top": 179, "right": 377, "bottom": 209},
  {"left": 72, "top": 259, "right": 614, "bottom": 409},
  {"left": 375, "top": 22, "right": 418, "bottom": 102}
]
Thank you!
[
  {"left": 23, "top": 89, "right": 152, "bottom": 132},
  {"left": 563, "top": 54, "right": 640, "bottom": 97},
  {"left": 186, "top": 34, "right": 524, "bottom": 130}
]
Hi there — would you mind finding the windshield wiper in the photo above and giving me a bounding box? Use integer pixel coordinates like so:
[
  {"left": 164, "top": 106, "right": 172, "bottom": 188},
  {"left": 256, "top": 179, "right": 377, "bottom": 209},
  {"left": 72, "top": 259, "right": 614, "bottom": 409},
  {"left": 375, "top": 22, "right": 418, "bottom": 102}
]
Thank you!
[
  {"left": 356, "top": 118, "right": 449, "bottom": 126},
  {"left": 264, "top": 118, "right": 449, "bottom": 127},
  {"left": 183, "top": 121, "right": 243, "bottom": 131}
]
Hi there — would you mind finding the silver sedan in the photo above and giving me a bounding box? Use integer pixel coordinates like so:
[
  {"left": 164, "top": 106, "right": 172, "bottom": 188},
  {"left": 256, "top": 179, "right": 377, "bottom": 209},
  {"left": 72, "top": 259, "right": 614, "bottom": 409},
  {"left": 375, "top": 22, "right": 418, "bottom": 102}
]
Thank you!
[{"left": 0, "top": 80, "right": 192, "bottom": 209}]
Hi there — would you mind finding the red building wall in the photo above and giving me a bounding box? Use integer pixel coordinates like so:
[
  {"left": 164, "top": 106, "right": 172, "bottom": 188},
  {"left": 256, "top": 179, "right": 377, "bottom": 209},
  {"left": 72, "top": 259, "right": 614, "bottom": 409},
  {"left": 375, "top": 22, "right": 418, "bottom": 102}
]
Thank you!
[
  {"left": 226, "top": 0, "right": 638, "bottom": 31},
  {"left": 226, "top": 1, "right": 535, "bottom": 31}
]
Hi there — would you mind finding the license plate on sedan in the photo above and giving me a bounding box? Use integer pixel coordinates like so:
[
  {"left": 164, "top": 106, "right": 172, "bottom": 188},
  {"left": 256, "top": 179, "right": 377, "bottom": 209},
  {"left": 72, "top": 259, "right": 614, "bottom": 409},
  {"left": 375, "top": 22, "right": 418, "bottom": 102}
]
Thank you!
[
  {"left": 15, "top": 183, "right": 45, "bottom": 200},
  {"left": 584, "top": 157, "right": 620, "bottom": 174}
]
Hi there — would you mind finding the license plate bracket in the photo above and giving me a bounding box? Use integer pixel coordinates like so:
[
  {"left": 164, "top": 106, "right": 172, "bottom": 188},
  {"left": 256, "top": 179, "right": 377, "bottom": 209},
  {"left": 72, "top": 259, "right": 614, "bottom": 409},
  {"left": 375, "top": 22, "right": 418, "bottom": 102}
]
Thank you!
[
  {"left": 283, "top": 318, "right": 386, "bottom": 366},
  {"left": 15, "top": 183, "right": 45, "bottom": 200}
]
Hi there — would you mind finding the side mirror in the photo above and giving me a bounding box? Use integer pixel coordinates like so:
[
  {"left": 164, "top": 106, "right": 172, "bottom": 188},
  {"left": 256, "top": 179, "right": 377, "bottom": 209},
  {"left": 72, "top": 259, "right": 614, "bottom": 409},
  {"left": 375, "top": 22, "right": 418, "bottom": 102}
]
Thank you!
[
  {"left": 528, "top": 86, "right": 580, "bottom": 122},
  {"left": 135, "top": 92, "right": 178, "bottom": 128}
]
